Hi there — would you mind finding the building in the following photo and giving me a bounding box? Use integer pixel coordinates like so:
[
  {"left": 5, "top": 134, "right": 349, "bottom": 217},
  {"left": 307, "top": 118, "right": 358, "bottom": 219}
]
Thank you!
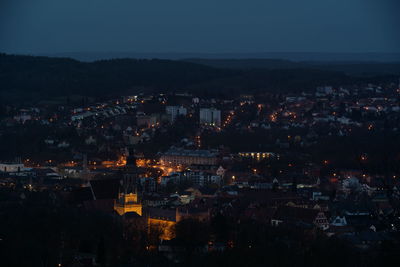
[
  {"left": 166, "top": 106, "right": 187, "bottom": 122},
  {"left": 199, "top": 108, "right": 221, "bottom": 126},
  {"left": 181, "top": 171, "right": 222, "bottom": 186},
  {"left": 114, "top": 192, "right": 142, "bottom": 216},
  {"left": 160, "top": 147, "right": 218, "bottom": 167},
  {"left": 114, "top": 147, "right": 143, "bottom": 216},
  {"left": 148, "top": 206, "right": 210, "bottom": 240},
  {"left": 160, "top": 170, "right": 222, "bottom": 187},
  {"left": 76, "top": 178, "right": 120, "bottom": 214},
  {"left": 136, "top": 114, "right": 158, "bottom": 128},
  {"left": 0, "top": 162, "right": 25, "bottom": 173},
  {"left": 238, "top": 152, "right": 276, "bottom": 161},
  {"left": 147, "top": 208, "right": 178, "bottom": 240},
  {"left": 271, "top": 206, "right": 329, "bottom": 230}
]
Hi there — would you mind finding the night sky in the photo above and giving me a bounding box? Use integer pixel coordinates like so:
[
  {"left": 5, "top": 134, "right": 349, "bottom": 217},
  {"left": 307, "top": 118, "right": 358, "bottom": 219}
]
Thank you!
[{"left": 1, "top": 0, "right": 399, "bottom": 54}]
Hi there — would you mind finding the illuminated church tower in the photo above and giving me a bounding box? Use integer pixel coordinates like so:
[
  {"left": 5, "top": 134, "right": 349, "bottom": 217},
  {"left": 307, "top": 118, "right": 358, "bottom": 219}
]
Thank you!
[{"left": 114, "top": 147, "right": 142, "bottom": 216}]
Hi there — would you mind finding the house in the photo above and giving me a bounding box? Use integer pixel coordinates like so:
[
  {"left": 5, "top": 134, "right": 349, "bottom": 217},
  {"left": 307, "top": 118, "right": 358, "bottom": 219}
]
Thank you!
[
  {"left": 326, "top": 216, "right": 355, "bottom": 237},
  {"left": 158, "top": 238, "right": 207, "bottom": 262},
  {"left": 243, "top": 206, "right": 277, "bottom": 224},
  {"left": 330, "top": 201, "right": 372, "bottom": 217},
  {"left": 331, "top": 216, "right": 347, "bottom": 227},
  {"left": 147, "top": 205, "right": 210, "bottom": 240},
  {"left": 271, "top": 206, "right": 329, "bottom": 230},
  {"left": 341, "top": 231, "right": 395, "bottom": 250},
  {"left": 197, "top": 187, "right": 218, "bottom": 198},
  {"left": 142, "top": 194, "right": 169, "bottom": 207},
  {"left": 81, "top": 178, "right": 120, "bottom": 213}
]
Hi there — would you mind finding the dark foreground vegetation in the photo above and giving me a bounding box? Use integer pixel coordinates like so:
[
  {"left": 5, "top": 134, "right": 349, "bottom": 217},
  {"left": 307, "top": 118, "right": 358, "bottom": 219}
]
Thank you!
[{"left": 1, "top": 188, "right": 399, "bottom": 267}]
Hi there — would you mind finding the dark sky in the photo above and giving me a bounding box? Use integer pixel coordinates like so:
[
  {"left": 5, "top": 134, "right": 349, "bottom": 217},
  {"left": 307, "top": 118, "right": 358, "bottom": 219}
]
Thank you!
[{"left": 1, "top": 0, "right": 399, "bottom": 54}]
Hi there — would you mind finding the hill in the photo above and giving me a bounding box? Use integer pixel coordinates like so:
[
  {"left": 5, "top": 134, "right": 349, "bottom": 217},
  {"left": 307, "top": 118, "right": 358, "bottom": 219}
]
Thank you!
[
  {"left": 184, "top": 58, "right": 400, "bottom": 76},
  {"left": 0, "top": 53, "right": 397, "bottom": 104},
  {"left": 44, "top": 52, "right": 400, "bottom": 62},
  {"left": 0, "top": 53, "right": 232, "bottom": 102}
]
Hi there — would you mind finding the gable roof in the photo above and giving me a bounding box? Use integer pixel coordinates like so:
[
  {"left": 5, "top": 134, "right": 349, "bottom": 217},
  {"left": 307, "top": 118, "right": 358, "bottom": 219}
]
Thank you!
[
  {"left": 124, "top": 211, "right": 142, "bottom": 219},
  {"left": 148, "top": 207, "right": 177, "bottom": 222},
  {"left": 273, "top": 206, "right": 321, "bottom": 224},
  {"left": 90, "top": 178, "right": 120, "bottom": 200},
  {"left": 198, "top": 187, "right": 218, "bottom": 196},
  {"left": 72, "top": 186, "right": 93, "bottom": 202}
]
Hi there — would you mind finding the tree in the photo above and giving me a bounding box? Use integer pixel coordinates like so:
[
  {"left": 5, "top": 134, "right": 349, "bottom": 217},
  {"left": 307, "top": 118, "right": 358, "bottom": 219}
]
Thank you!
[
  {"left": 96, "top": 237, "right": 106, "bottom": 267},
  {"left": 175, "top": 219, "right": 209, "bottom": 246}
]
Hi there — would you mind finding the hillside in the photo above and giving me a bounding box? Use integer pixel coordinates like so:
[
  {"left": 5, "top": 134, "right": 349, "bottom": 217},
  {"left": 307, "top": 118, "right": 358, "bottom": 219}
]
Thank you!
[
  {"left": 184, "top": 58, "right": 400, "bottom": 75},
  {"left": 0, "top": 54, "right": 232, "bottom": 101},
  {"left": 0, "top": 54, "right": 397, "bottom": 103}
]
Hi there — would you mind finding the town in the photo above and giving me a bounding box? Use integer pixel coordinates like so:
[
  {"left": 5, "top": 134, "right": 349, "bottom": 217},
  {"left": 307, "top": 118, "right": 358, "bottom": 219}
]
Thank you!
[{"left": 1, "top": 79, "right": 400, "bottom": 266}]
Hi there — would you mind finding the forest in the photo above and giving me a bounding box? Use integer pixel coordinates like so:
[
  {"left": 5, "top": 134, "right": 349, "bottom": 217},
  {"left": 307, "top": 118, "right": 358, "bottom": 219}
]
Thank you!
[{"left": 1, "top": 53, "right": 398, "bottom": 104}]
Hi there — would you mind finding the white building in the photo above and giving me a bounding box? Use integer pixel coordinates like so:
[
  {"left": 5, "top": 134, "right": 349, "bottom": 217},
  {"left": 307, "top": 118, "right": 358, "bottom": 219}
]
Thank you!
[
  {"left": 160, "top": 171, "right": 222, "bottom": 187},
  {"left": 13, "top": 114, "right": 32, "bottom": 123},
  {"left": 166, "top": 106, "right": 187, "bottom": 122},
  {"left": 199, "top": 108, "right": 221, "bottom": 127},
  {"left": 0, "top": 163, "right": 25, "bottom": 173}
]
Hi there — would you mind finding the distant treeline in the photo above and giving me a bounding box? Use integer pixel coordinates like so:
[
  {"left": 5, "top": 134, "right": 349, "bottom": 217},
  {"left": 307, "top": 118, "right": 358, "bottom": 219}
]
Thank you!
[
  {"left": 184, "top": 58, "right": 400, "bottom": 76},
  {"left": 0, "top": 53, "right": 397, "bottom": 103}
]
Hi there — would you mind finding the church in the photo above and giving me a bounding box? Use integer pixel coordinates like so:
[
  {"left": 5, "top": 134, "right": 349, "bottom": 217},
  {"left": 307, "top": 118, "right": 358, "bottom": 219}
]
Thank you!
[
  {"left": 114, "top": 147, "right": 143, "bottom": 216},
  {"left": 113, "top": 147, "right": 210, "bottom": 241}
]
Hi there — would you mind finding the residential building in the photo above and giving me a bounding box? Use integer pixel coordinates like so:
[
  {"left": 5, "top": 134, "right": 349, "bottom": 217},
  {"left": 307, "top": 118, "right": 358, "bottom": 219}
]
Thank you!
[
  {"left": 199, "top": 108, "right": 221, "bottom": 126},
  {"left": 160, "top": 147, "right": 218, "bottom": 167},
  {"left": 166, "top": 106, "right": 187, "bottom": 122}
]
